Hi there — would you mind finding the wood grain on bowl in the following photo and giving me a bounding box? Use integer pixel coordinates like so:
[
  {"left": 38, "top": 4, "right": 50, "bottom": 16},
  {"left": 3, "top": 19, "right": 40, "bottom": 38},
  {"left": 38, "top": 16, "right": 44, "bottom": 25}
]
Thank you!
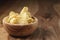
[{"left": 3, "top": 16, "right": 38, "bottom": 37}]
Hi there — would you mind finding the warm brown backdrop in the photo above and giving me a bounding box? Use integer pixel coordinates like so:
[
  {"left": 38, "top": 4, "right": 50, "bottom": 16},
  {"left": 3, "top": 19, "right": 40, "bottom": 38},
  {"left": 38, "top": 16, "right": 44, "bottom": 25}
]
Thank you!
[{"left": 0, "top": 0, "right": 60, "bottom": 40}]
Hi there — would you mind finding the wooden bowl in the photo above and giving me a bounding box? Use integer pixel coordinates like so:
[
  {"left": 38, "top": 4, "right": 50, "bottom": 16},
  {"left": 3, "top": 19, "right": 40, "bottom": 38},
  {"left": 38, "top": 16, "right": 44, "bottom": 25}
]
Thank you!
[{"left": 3, "top": 16, "right": 38, "bottom": 37}]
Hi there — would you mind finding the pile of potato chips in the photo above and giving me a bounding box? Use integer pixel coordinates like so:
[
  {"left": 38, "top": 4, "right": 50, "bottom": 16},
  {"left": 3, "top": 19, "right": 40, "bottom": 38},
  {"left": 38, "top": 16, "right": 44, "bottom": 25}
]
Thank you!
[{"left": 7, "top": 7, "right": 34, "bottom": 24}]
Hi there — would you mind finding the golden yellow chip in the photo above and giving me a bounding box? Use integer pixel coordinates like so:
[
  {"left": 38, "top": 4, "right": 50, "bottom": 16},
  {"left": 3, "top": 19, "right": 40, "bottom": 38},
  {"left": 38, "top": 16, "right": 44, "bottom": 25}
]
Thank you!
[{"left": 10, "top": 18, "right": 18, "bottom": 24}]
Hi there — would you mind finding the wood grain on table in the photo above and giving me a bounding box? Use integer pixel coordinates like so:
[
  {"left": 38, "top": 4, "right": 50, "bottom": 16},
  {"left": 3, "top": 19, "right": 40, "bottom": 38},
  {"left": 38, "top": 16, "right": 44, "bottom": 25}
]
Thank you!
[{"left": 0, "top": 0, "right": 60, "bottom": 40}]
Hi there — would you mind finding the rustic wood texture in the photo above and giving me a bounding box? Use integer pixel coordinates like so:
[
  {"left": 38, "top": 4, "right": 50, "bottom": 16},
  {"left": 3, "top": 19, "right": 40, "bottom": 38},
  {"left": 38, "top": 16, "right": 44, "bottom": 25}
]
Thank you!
[{"left": 0, "top": 0, "right": 60, "bottom": 40}]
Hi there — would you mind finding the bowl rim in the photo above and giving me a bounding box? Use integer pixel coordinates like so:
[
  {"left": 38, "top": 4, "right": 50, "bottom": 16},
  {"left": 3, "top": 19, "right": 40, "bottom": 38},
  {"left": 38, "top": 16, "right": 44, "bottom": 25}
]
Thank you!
[{"left": 3, "top": 16, "right": 38, "bottom": 26}]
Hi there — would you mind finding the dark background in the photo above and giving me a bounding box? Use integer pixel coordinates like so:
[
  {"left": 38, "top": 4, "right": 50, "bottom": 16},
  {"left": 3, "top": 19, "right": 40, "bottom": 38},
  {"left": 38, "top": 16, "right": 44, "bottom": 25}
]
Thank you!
[{"left": 0, "top": 0, "right": 60, "bottom": 40}]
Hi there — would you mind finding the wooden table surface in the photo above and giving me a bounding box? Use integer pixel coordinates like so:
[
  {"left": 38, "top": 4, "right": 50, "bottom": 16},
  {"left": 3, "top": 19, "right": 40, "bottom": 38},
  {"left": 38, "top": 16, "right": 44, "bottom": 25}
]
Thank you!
[{"left": 0, "top": 0, "right": 60, "bottom": 40}]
